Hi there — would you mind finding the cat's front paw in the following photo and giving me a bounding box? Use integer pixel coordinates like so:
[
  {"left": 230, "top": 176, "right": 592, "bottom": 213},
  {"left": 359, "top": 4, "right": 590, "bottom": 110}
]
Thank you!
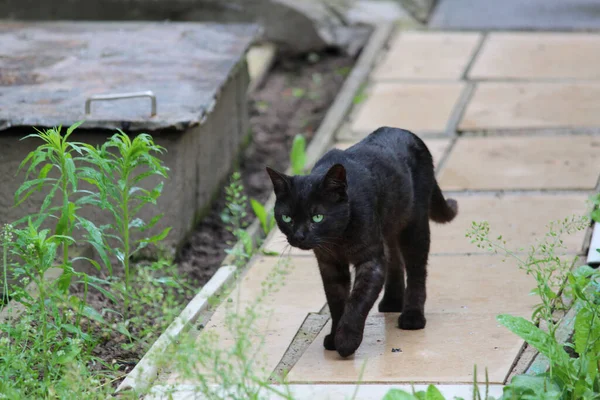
[
  {"left": 334, "top": 318, "right": 364, "bottom": 358},
  {"left": 398, "top": 309, "right": 426, "bottom": 330},
  {"left": 323, "top": 333, "right": 336, "bottom": 351}
]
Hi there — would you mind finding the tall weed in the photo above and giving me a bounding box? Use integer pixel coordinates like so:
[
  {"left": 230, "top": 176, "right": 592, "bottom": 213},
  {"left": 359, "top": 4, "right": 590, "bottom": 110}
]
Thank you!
[{"left": 468, "top": 215, "right": 600, "bottom": 399}]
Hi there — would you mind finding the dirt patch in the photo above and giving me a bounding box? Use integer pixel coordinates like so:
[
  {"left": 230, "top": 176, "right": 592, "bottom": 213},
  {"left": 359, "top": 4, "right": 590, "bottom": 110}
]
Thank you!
[{"left": 72, "top": 49, "right": 356, "bottom": 380}]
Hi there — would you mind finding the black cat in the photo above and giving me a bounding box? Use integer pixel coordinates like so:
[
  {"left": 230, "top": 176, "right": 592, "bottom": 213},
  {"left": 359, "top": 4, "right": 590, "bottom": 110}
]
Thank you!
[{"left": 266, "top": 126, "right": 457, "bottom": 358}]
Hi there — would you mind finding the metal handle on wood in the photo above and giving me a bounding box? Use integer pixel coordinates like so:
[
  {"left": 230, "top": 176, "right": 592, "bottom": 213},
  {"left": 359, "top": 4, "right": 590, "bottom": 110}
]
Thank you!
[{"left": 85, "top": 90, "right": 157, "bottom": 116}]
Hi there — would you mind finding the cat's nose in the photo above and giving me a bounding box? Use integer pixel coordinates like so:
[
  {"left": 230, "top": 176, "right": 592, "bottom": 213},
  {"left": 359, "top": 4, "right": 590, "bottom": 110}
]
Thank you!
[{"left": 293, "top": 231, "right": 306, "bottom": 242}]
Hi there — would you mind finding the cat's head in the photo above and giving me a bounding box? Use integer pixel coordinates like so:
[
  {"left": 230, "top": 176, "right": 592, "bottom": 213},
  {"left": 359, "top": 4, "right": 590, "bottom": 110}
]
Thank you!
[{"left": 266, "top": 164, "right": 350, "bottom": 250}]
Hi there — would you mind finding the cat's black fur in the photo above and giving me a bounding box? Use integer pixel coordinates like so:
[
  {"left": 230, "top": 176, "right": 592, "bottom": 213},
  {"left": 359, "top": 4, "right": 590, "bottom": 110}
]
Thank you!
[{"left": 266, "top": 127, "right": 458, "bottom": 358}]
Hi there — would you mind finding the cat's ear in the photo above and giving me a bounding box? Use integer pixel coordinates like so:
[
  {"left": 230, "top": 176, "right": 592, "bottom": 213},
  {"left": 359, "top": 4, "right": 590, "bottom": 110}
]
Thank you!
[
  {"left": 322, "top": 163, "right": 347, "bottom": 199},
  {"left": 266, "top": 166, "right": 290, "bottom": 196}
]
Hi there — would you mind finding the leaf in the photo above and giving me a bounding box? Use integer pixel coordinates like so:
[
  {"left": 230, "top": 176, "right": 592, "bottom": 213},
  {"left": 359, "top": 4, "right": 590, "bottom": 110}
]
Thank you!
[
  {"left": 501, "top": 375, "right": 561, "bottom": 400},
  {"left": 72, "top": 256, "right": 102, "bottom": 272},
  {"left": 591, "top": 208, "right": 600, "bottom": 223},
  {"left": 89, "top": 241, "right": 112, "bottom": 276},
  {"left": 14, "top": 177, "right": 53, "bottom": 206},
  {"left": 55, "top": 344, "right": 82, "bottom": 365},
  {"left": 250, "top": 199, "right": 268, "bottom": 234},
  {"left": 382, "top": 389, "right": 419, "bottom": 400},
  {"left": 65, "top": 120, "right": 84, "bottom": 138},
  {"left": 425, "top": 385, "right": 445, "bottom": 400},
  {"left": 574, "top": 307, "right": 592, "bottom": 355},
  {"left": 61, "top": 323, "right": 91, "bottom": 341},
  {"left": 116, "top": 322, "right": 135, "bottom": 340},
  {"left": 290, "top": 134, "right": 307, "bottom": 175},
  {"left": 56, "top": 271, "right": 72, "bottom": 292},
  {"left": 496, "top": 314, "right": 570, "bottom": 367},
  {"left": 413, "top": 392, "right": 426, "bottom": 400},
  {"left": 140, "top": 227, "right": 171, "bottom": 246},
  {"left": 82, "top": 305, "right": 105, "bottom": 324},
  {"left": 64, "top": 156, "right": 78, "bottom": 191},
  {"left": 37, "top": 163, "right": 54, "bottom": 181},
  {"left": 140, "top": 213, "right": 163, "bottom": 232},
  {"left": 40, "top": 181, "right": 61, "bottom": 215},
  {"left": 155, "top": 277, "right": 180, "bottom": 287},
  {"left": 574, "top": 306, "right": 600, "bottom": 356},
  {"left": 85, "top": 279, "right": 117, "bottom": 303},
  {"left": 129, "top": 218, "right": 145, "bottom": 229}
]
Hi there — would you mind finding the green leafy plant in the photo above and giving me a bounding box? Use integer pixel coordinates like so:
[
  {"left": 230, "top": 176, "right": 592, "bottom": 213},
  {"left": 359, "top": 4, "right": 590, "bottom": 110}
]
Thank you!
[
  {"left": 468, "top": 216, "right": 600, "bottom": 399},
  {"left": 1, "top": 124, "right": 175, "bottom": 397},
  {"left": 221, "top": 172, "right": 254, "bottom": 267},
  {"left": 83, "top": 132, "right": 170, "bottom": 311},
  {"left": 15, "top": 122, "right": 108, "bottom": 291},
  {"left": 0, "top": 221, "right": 104, "bottom": 398},
  {"left": 290, "top": 134, "right": 307, "bottom": 176}
]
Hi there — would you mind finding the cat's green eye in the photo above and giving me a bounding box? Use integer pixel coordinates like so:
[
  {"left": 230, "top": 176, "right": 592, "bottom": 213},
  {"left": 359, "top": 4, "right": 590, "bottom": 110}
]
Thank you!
[
  {"left": 312, "top": 214, "right": 324, "bottom": 223},
  {"left": 282, "top": 215, "right": 292, "bottom": 223}
]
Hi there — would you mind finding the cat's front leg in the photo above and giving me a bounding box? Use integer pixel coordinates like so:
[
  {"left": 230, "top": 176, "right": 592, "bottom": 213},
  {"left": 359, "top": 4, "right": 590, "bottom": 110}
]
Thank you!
[
  {"left": 317, "top": 256, "right": 351, "bottom": 351},
  {"left": 335, "top": 258, "right": 385, "bottom": 357}
]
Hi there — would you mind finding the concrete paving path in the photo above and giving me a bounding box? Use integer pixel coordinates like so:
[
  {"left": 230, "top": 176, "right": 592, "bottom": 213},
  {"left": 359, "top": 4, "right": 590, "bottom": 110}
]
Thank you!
[{"left": 149, "top": 29, "right": 599, "bottom": 399}]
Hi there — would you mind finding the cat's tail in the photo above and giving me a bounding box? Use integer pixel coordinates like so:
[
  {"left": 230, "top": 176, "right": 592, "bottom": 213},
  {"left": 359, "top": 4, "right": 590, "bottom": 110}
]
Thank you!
[{"left": 429, "top": 181, "right": 458, "bottom": 223}]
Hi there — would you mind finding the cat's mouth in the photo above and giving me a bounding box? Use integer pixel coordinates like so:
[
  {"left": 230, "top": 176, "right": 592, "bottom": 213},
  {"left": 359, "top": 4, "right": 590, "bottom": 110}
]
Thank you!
[{"left": 288, "top": 240, "right": 314, "bottom": 251}]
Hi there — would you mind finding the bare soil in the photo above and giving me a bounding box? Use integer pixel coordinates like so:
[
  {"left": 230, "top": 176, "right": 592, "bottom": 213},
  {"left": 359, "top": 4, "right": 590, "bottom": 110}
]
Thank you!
[{"left": 76, "top": 49, "right": 356, "bottom": 379}]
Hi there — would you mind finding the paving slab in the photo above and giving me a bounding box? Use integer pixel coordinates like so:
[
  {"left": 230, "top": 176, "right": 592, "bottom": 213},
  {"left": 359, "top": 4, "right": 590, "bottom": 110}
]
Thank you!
[
  {"left": 373, "top": 32, "right": 481, "bottom": 80},
  {"left": 469, "top": 33, "right": 600, "bottom": 80},
  {"left": 351, "top": 82, "right": 465, "bottom": 135},
  {"left": 429, "top": 0, "right": 600, "bottom": 30},
  {"left": 438, "top": 135, "right": 600, "bottom": 190},
  {"left": 430, "top": 193, "right": 590, "bottom": 254},
  {"left": 163, "top": 256, "right": 326, "bottom": 385},
  {"left": 459, "top": 82, "right": 600, "bottom": 131},
  {"left": 287, "top": 255, "right": 537, "bottom": 384}
]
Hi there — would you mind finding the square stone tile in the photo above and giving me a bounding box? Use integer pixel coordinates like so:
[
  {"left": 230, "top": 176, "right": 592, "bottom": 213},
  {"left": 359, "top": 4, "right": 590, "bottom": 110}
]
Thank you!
[
  {"left": 287, "top": 255, "right": 536, "bottom": 384},
  {"left": 426, "top": 255, "right": 538, "bottom": 314},
  {"left": 288, "top": 313, "right": 526, "bottom": 384},
  {"left": 165, "top": 256, "right": 325, "bottom": 384},
  {"left": 438, "top": 135, "right": 600, "bottom": 190},
  {"left": 460, "top": 82, "right": 600, "bottom": 130},
  {"left": 431, "top": 193, "right": 590, "bottom": 255},
  {"left": 374, "top": 32, "right": 481, "bottom": 80},
  {"left": 352, "top": 83, "right": 465, "bottom": 134},
  {"left": 469, "top": 33, "right": 600, "bottom": 80}
]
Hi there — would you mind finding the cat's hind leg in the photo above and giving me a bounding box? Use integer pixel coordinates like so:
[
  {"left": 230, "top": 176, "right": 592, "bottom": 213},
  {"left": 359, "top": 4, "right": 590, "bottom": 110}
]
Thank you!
[{"left": 378, "top": 239, "right": 405, "bottom": 313}]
